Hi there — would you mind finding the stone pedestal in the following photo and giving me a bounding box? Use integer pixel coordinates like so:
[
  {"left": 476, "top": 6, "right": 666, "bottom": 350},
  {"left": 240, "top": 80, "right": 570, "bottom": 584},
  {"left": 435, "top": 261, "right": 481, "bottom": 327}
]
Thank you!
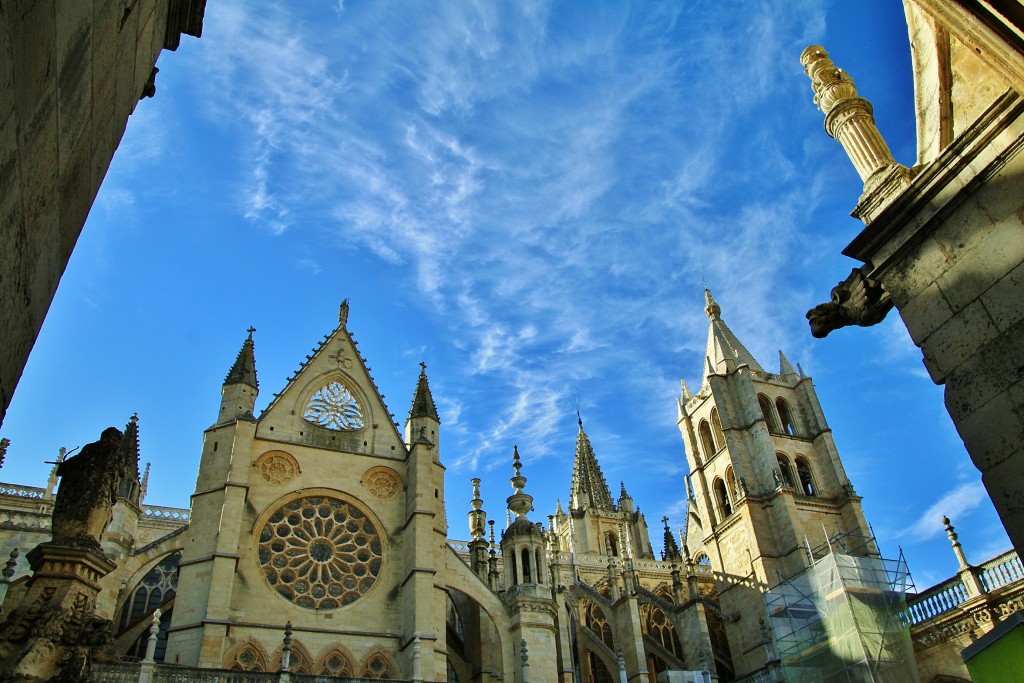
[{"left": 0, "top": 542, "right": 117, "bottom": 683}]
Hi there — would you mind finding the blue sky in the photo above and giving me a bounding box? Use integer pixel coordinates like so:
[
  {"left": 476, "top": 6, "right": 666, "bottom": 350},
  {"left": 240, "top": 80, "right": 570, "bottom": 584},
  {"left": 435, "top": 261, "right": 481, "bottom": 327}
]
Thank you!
[{"left": 0, "top": 0, "right": 1010, "bottom": 589}]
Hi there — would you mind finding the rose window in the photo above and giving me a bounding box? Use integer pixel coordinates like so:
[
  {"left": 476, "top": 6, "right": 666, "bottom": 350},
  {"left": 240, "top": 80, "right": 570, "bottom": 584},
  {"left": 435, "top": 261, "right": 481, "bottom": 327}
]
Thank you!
[
  {"left": 303, "top": 381, "right": 365, "bottom": 430},
  {"left": 258, "top": 496, "right": 383, "bottom": 609}
]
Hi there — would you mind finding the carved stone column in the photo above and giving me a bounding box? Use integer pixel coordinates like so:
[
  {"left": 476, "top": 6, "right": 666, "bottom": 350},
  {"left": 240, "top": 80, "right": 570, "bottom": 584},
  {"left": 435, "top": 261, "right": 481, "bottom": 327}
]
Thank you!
[{"left": 801, "top": 45, "right": 911, "bottom": 222}]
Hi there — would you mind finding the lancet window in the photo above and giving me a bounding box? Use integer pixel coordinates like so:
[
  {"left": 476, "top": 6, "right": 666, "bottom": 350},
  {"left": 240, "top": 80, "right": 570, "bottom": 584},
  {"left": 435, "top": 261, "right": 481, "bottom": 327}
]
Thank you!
[
  {"left": 777, "top": 455, "right": 794, "bottom": 488},
  {"left": 758, "top": 394, "right": 780, "bottom": 434},
  {"left": 713, "top": 478, "right": 732, "bottom": 518},
  {"left": 698, "top": 420, "right": 717, "bottom": 459},
  {"left": 795, "top": 458, "right": 816, "bottom": 496},
  {"left": 776, "top": 398, "right": 797, "bottom": 436}
]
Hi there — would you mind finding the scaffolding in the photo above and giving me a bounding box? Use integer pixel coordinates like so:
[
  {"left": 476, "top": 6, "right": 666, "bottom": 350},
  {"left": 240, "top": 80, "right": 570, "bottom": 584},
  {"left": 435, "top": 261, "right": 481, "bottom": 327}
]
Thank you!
[{"left": 764, "top": 531, "right": 919, "bottom": 683}]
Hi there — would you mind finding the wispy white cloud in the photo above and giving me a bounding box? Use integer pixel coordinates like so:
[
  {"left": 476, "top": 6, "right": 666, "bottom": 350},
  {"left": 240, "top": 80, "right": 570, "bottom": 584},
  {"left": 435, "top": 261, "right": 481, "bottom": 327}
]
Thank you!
[{"left": 894, "top": 480, "right": 988, "bottom": 543}]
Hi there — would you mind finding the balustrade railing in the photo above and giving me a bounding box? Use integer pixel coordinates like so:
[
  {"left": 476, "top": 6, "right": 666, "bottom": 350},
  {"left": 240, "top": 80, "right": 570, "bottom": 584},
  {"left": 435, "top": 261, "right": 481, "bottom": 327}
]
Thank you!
[
  {"left": 0, "top": 482, "right": 47, "bottom": 499},
  {"left": 979, "top": 550, "right": 1023, "bottom": 592},
  {"left": 904, "top": 550, "right": 1022, "bottom": 625},
  {"left": 142, "top": 505, "right": 190, "bottom": 521},
  {"left": 905, "top": 576, "right": 968, "bottom": 625}
]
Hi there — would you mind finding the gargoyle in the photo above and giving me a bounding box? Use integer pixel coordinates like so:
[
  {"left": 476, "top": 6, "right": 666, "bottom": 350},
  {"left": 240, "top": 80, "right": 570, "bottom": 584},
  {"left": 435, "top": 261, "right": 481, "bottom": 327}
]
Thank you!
[{"left": 807, "top": 266, "right": 893, "bottom": 338}]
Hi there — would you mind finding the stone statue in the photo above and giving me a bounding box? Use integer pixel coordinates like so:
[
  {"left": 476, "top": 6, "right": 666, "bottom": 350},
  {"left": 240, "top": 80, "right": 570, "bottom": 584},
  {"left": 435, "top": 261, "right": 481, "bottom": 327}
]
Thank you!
[
  {"left": 51, "top": 427, "right": 126, "bottom": 553},
  {"left": 806, "top": 266, "right": 893, "bottom": 338},
  {"left": 0, "top": 428, "right": 127, "bottom": 682}
]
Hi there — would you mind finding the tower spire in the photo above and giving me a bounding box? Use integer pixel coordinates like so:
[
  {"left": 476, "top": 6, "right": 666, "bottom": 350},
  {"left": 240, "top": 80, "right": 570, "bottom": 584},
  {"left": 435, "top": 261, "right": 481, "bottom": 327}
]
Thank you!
[
  {"left": 570, "top": 417, "right": 615, "bottom": 511},
  {"left": 224, "top": 327, "right": 258, "bottom": 389},
  {"left": 408, "top": 362, "right": 440, "bottom": 422},
  {"left": 219, "top": 327, "right": 259, "bottom": 422},
  {"left": 662, "top": 516, "right": 681, "bottom": 562},
  {"left": 702, "top": 289, "right": 764, "bottom": 376},
  {"left": 117, "top": 413, "right": 142, "bottom": 504}
]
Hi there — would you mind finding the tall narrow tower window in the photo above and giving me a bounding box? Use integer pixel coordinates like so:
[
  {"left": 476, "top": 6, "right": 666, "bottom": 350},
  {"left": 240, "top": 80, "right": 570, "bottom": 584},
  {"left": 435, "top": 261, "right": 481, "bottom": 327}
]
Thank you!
[
  {"left": 795, "top": 458, "right": 816, "bottom": 496},
  {"left": 776, "top": 399, "right": 797, "bottom": 436},
  {"left": 758, "top": 395, "right": 780, "bottom": 434},
  {"left": 711, "top": 408, "right": 726, "bottom": 447},
  {"left": 714, "top": 478, "right": 732, "bottom": 518},
  {"left": 777, "top": 455, "right": 794, "bottom": 488},
  {"left": 304, "top": 380, "right": 365, "bottom": 430},
  {"left": 699, "top": 421, "right": 717, "bottom": 459}
]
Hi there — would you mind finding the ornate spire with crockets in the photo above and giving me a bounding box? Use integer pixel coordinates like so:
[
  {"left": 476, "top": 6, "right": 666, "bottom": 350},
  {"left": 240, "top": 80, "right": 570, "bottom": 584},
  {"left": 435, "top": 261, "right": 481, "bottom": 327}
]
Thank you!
[
  {"left": 662, "top": 516, "right": 681, "bottom": 562},
  {"left": 224, "top": 327, "right": 258, "bottom": 389},
  {"left": 570, "top": 416, "right": 615, "bottom": 511},
  {"left": 408, "top": 362, "right": 440, "bottom": 422},
  {"left": 117, "top": 414, "right": 142, "bottom": 504},
  {"left": 703, "top": 289, "right": 764, "bottom": 376}
]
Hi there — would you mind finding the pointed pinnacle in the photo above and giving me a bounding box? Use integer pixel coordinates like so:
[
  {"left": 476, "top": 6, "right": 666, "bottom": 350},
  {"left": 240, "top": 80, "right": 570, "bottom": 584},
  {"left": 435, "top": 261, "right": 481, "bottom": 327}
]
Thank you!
[
  {"left": 225, "top": 329, "right": 258, "bottom": 389},
  {"left": 408, "top": 362, "right": 440, "bottom": 422}
]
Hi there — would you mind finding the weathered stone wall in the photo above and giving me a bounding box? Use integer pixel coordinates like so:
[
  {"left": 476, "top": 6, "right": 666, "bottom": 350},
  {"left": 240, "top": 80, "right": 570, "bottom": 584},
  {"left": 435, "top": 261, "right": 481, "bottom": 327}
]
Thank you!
[{"left": 0, "top": 0, "right": 204, "bottom": 426}]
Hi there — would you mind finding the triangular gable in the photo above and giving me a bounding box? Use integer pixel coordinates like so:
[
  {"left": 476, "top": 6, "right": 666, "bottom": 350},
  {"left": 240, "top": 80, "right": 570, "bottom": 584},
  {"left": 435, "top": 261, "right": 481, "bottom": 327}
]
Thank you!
[{"left": 255, "top": 310, "right": 406, "bottom": 459}]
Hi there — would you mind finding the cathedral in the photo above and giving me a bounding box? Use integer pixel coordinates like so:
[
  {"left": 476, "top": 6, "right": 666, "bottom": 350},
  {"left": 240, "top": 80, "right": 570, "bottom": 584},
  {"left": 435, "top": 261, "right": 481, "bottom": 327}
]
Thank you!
[{"left": 3, "top": 292, "right": 1018, "bottom": 683}]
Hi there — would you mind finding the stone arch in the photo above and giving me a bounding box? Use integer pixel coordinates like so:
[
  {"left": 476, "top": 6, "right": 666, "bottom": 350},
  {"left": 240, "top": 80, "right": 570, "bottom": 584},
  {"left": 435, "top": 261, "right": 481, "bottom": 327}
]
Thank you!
[
  {"left": 443, "top": 545, "right": 513, "bottom": 681},
  {"left": 776, "top": 453, "right": 794, "bottom": 488},
  {"left": 226, "top": 638, "right": 270, "bottom": 671},
  {"left": 795, "top": 457, "right": 816, "bottom": 496},
  {"left": 758, "top": 394, "right": 780, "bottom": 433},
  {"left": 710, "top": 407, "right": 726, "bottom": 447},
  {"left": 698, "top": 420, "right": 716, "bottom": 459},
  {"left": 776, "top": 398, "right": 798, "bottom": 436},
  {"left": 562, "top": 593, "right": 617, "bottom": 683},
  {"left": 713, "top": 477, "right": 732, "bottom": 518},
  {"left": 272, "top": 639, "right": 314, "bottom": 674},
  {"left": 314, "top": 644, "right": 356, "bottom": 676},
  {"left": 358, "top": 647, "right": 396, "bottom": 679},
  {"left": 113, "top": 531, "right": 185, "bottom": 620}
]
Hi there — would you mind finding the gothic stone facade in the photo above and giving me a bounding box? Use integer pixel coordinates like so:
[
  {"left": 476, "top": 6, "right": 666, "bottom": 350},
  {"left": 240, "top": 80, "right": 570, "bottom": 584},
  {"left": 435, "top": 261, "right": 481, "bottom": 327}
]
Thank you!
[{"left": 1, "top": 299, "right": 1019, "bottom": 682}]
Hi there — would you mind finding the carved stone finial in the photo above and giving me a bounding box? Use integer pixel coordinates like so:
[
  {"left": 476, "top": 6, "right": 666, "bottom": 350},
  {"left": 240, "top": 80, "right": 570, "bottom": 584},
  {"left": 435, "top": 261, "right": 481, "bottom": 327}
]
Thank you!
[
  {"left": 507, "top": 446, "right": 533, "bottom": 519},
  {"left": 800, "top": 45, "right": 908, "bottom": 202},
  {"left": 704, "top": 289, "right": 721, "bottom": 321},
  {"left": 0, "top": 438, "right": 9, "bottom": 470},
  {"left": 339, "top": 299, "right": 350, "bottom": 326},
  {"left": 944, "top": 515, "right": 970, "bottom": 568},
  {"left": 142, "top": 609, "right": 162, "bottom": 662}
]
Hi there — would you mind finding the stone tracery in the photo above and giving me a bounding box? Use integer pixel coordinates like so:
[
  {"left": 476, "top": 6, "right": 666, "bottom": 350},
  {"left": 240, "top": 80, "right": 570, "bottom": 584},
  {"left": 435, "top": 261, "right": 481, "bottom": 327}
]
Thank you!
[
  {"left": 303, "top": 380, "right": 365, "bottom": 430},
  {"left": 258, "top": 496, "right": 383, "bottom": 609}
]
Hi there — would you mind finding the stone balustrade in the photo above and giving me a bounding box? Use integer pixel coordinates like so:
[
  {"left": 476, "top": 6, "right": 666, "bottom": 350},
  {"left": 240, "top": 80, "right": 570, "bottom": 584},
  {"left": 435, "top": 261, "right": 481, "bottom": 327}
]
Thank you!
[
  {"left": 142, "top": 505, "right": 190, "bottom": 521},
  {"left": 979, "top": 550, "right": 1024, "bottom": 592},
  {"left": 904, "top": 549, "right": 1021, "bottom": 625},
  {"left": 0, "top": 482, "right": 47, "bottom": 499}
]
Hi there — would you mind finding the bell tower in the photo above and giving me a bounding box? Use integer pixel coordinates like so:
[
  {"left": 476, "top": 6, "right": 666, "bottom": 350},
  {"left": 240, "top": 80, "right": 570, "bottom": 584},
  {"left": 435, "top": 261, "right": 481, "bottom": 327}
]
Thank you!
[{"left": 678, "top": 290, "right": 872, "bottom": 678}]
